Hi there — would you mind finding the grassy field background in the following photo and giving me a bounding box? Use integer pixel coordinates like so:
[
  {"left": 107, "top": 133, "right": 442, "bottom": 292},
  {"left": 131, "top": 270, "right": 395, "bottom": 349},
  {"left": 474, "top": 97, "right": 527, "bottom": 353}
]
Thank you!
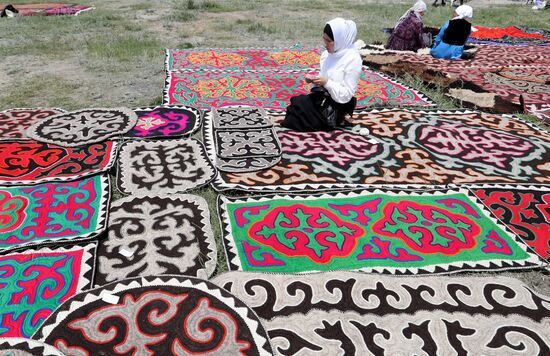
[{"left": 1, "top": 0, "right": 549, "bottom": 293}]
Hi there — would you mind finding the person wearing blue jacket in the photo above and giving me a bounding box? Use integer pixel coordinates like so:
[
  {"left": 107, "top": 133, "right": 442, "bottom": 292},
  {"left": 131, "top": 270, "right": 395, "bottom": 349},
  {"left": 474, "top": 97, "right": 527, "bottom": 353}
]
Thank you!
[{"left": 431, "top": 5, "right": 473, "bottom": 59}]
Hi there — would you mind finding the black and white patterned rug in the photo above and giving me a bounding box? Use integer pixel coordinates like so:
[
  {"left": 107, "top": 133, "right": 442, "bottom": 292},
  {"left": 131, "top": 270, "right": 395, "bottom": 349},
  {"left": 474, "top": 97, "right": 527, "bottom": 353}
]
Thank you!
[
  {"left": 214, "top": 271, "right": 550, "bottom": 355},
  {"left": 215, "top": 129, "right": 281, "bottom": 159},
  {"left": 116, "top": 138, "right": 216, "bottom": 195},
  {"left": 204, "top": 108, "right": 282, "bottom": 173},
  {"left": 95, "top": 194, "right": 217, "bottom": 286},
  {"left": 33, "top": 275, "right": 273, "bottom": 355},
  {"left": 26, "top": 107, "right": 137, "bottom": 147},
  {"left": 212, "top": 107, "right": 272, "bottom": 129}
]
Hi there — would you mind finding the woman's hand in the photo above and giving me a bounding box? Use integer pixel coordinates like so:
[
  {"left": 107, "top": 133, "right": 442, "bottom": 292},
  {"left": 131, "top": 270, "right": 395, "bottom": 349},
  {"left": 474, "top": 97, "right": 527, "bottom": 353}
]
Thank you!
[{"left": 311, "top": 76, "right": 328, "bottom": 86}]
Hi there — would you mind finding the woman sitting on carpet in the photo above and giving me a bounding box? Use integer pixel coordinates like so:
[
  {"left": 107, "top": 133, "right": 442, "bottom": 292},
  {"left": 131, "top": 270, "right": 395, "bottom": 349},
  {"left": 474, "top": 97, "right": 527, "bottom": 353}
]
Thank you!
[
  {"left": 386, "top": 1, "right": 428, "bottom": 52},
  {"left": 282, "top": 17, "right": 362, "bottom": 132},
  {"left": 431, "top": 5, "right": 473, "bottom": 59}
]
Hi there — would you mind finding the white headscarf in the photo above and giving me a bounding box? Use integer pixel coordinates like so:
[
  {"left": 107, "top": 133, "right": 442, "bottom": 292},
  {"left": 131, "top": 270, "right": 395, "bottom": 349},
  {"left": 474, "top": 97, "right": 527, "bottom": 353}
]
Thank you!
[
  {"left": 326, "top": 18, "right": 358, "bottom": 58},
  {"left": 454, "top": 5, "right": 473, "bottom": 20},
  {"left": 394, "top": 1, "right": 427, "bottom": 29}
]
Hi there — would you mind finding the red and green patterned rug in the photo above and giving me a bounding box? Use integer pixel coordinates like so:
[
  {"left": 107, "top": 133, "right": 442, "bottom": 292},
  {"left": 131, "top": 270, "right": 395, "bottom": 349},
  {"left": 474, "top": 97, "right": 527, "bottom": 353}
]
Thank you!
[
  {"left": 0, "top": 175, "right": 109, "bottom": 253},
  {"left": 469, "top": 26, "right": 550, "bottom": 46},
  {"left": 218, "top": 189, "right": 543, "bottom": 274},
  {"left": 0, "top": 243, "right": 96, "bottom": 338},
  {"left": 207, "top": 109, "right": 550, "bottom": 192},
  {"left": 164, "top": 68, "right": 434, "bottom": 110},
  {"left": 0, "top": 141, "right": 118, "bottom": 185},
  {"left": 166, "top": 47, "right": 322, "bottom": 72}
]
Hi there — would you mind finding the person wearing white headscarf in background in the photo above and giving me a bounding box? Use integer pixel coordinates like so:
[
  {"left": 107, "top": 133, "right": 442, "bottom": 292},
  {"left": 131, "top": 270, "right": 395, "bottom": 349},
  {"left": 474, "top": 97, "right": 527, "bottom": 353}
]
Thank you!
[
  {"left": 431, "top": 5, "right": 473, "bottom": 59},
  {"left": 386, "top": 1, "right": 428, "bottom": 51},
  {"left": 282, "top": 18, "right": 362, "bottom": 132}
]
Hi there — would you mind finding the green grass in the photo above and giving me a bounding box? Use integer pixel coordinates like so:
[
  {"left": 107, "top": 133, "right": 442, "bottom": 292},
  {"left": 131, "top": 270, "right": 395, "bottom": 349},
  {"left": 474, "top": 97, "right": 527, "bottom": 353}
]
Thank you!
[{"left": 0, "top": 75, "right": 81, "bottom": 109}]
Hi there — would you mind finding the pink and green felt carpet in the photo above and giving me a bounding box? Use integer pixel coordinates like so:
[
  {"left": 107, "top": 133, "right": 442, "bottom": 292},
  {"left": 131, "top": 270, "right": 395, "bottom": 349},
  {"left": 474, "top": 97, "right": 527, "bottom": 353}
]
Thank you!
[
  {"left": 164, "top": 68, "right": 434, "bottom": 110},
  {"left": 166, "top": 47, "right": 322, "bottom": 72},
  {"left": 218, "top": 189, "right": 543, "bottom": 274},
  {"left": 208, "top": 109, "right": 550, "bottom": 192},
  {"left": 0, "top": 243, "right": 96, "bottom": 338},
  {"left": 0, "top": 175, "right": 109, "bottom": 253}
]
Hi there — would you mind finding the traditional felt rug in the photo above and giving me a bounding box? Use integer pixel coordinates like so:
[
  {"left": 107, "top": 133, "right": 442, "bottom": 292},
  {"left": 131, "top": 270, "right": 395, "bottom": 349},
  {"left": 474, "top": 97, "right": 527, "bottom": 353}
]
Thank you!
[
  {"left": 33, "top": 275, "right": 273, "bottom": 355},
  {"left": 212, "top": 107, "right": 272, "bottom": 129},
  {"left": 218, "top": 188, "right": 543, "bottom": 274},
  {"left": 471, "top": 26, "right": 549, "bottom": 39},
  {"left": 0, "top": 141, "right": 118, "bottom": 185},
  {"left": 215, "top": 129, "right": 282, "bottom": 159},
  {"left": 208, "top": 109, "right": 550, "bottom": 192},
  {"left": 125, "top": 105, "right": 202, "bottom": 139},
  {"left": 213, "top": 271, "right": 550, "bottom": 355},
  {"left": 0, "top": 243, "right": 96, "bottom": 338},
  {"left": 166, "top": 47, "right": 321, "bottom": 72},
  {"left": 0, "top": 338, "right": 63, "bottom": 356},
  {"left": 116, "top": 138, "right": 216, "bottom": 195},
  {"left": 164, "top": 68, "right": 434, "bottom": 109},
  {"left": 3, "top": 3, "right": 94, "bottom": 16},
  {"left": 216, "top": 156, "right": 282, "bottom": 173},
  {"left": 95, "top": 195, "right": 217, "bottom": 286},
  {"left": 26, "top": 108, "right": 137, "bottom": 147},
  {"left": 0, "top": 108, "right": 65, "bottom": 142},
  {"left": 468, "top": 184, "right": 550, "bottom": 261},
  {"left": 0, "top": 175, "right": 109, "bottom": 253},
  {"left": 393, "top": 44, "right": 550, "bottom": 70},
  {"left": 450, "top": 66, "right": 550, "bottom": 109}
]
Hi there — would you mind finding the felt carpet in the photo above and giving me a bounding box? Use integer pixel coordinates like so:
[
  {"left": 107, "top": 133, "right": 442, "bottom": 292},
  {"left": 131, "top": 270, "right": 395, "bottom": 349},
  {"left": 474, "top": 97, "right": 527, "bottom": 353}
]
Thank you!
[
  {"left": 166, "top": 47, "right": 322, "bottom": 72},
  {"left": 116, "top": 138, "right": 216, "bottom": 195},
  {"left": 216, "top": 129, "right": 282, "bottom": 159},
  {"left": 164, "top": 68, "right": 434, "bottom": 109},
  {"left": 27, "top": 108, "right": 137, "bottom": 147},
  {"left": 0, "top": 141, "right": 118, "bottom": 185},
  {"left": 0, "top": 108, "right": 65, "bottom": 142},
  {"left": 385, "top": 44, "right": 550, "bottom": 70},
  {"left": 0, "top": 338, "right": 63, "bottom": 355},
  {"left": 207, "top": 108, "right": 282, "bottom": 173},
  {"left": 125, "top": 105, "right": 202, "bottom": 139},
  {"left": 469, "top": 184, "right": 550, "bottom": 262},
  {"left": 471, "top": 26, "right": 549, "bottom": 40},
  {"left": 33, "top": 275, "right": 273, "bottom": 355},
  {"left": 0, "top": 243, "right": 96, "bottom": 338},
  {"left": 469, "top": 26, "right": 550, "bottom": 46},
  {"left": 208, "top": 109, "right": 550, "bottom": 192},
  {"left": 447, "top": 66, "right": 550, "bottom": 111},
  {"left": 213, "top": 271, "right": 550, "bottom": 355},
  {"left": 95, "top": 195, "right": 217, "bottom": 286},
  {"left": 212, "top": 107, "right": 272, "bottom": 129},
  {"left": 218, "top": 188, "right": 542, "bottom": 274},
  {"left": 3, "top": 3, "right": 94, "bottom": 16},
  {"left": 0, "top": 175, "right": 109, "bottom": 253}
]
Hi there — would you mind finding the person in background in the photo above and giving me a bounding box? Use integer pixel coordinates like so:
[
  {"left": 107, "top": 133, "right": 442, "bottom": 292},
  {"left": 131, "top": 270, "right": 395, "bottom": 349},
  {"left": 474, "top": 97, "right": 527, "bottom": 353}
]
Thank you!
[
  {"left": 282, "top": 18, "right": 362, "bottom": 132},
  {"left": 430, "top": 5, "right": 473, "bottom": 59},
  {"left": 386, "top": 1, "right": 428, "bottom": 52}
]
